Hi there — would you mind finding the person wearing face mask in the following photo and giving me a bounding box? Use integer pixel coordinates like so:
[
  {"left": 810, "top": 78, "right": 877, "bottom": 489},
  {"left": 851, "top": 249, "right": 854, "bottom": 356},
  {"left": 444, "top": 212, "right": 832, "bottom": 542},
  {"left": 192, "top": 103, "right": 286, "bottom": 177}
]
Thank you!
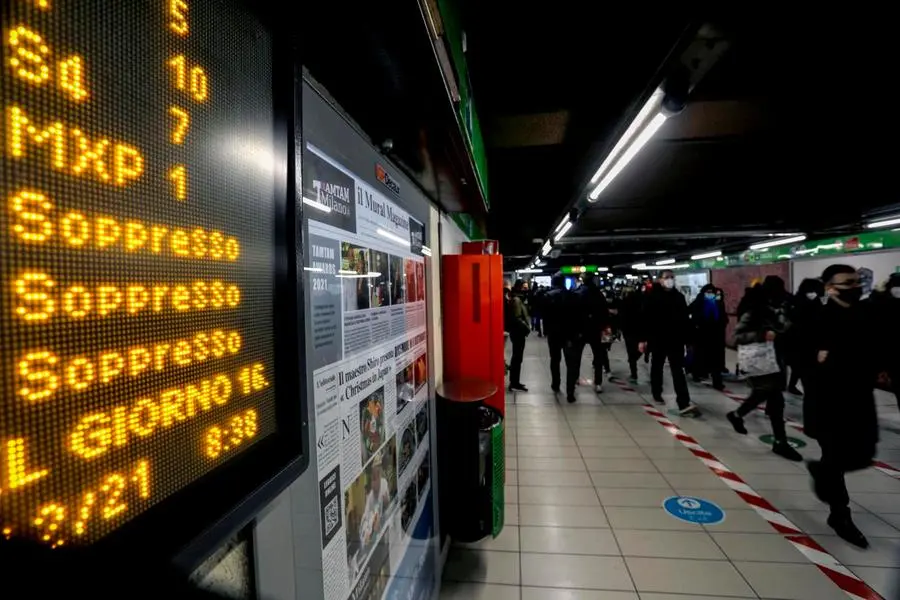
[
  {"left": 638, "top": 270, "right": 699, "bottom": 415},
  {"left": 869, "top": 273, "right": 900, "bottom": 410},
  {"left": 786, "top": 278, "right": 825, "bottom": 396},
  {"left": 618, "top": 285, "right": 644, "bottom": 382},
  {"left": 688, "top": 284, "right": 728, "bottom": 390},
  {"left": 727, "top": 276, "right": 802, "bottom": 461},
  {"left": 806, "top": 264, "right": 880, "bottom": 548}
]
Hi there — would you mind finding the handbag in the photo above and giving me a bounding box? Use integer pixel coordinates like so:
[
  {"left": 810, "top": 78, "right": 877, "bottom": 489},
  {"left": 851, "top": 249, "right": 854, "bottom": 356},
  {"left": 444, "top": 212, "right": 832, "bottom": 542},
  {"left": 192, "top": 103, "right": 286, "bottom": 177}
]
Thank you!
[{"left": 737, "top": 341, "right": 780, "bottom": 377}]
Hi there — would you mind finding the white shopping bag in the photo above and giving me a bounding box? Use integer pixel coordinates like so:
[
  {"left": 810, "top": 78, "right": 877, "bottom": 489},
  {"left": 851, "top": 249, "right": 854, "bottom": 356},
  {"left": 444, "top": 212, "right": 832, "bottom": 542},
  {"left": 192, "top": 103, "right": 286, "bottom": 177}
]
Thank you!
[{"left": 737, "top": 341, "right": 780, "bottom": 377}]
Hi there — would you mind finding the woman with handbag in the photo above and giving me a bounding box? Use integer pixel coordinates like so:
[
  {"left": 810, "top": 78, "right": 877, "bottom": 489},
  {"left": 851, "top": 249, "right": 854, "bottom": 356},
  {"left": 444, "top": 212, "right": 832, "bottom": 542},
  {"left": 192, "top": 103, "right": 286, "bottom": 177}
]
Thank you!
[{"left": 726, "top": 276, "right": 803, "bottom": 461}]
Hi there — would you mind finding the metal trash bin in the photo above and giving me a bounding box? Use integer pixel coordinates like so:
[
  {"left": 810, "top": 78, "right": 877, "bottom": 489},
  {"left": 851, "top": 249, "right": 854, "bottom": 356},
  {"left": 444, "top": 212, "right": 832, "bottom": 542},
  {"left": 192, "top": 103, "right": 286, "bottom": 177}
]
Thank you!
[{"left": 436, "top": 379, "right": 504, "bottom": 543}]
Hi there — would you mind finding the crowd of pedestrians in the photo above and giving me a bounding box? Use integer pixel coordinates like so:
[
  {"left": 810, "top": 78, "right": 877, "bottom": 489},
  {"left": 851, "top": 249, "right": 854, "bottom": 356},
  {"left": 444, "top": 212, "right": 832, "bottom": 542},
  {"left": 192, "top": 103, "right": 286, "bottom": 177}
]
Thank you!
[{"left": 505, "top": 264, "right": 899, "bottom": 549}]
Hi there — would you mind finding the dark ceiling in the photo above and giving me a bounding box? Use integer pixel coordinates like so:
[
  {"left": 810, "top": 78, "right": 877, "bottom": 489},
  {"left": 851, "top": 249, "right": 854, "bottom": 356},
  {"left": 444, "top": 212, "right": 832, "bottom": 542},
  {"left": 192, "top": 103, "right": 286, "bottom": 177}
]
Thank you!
[{"left": 462, "top": 8, "right": 898, "bottom": 271}]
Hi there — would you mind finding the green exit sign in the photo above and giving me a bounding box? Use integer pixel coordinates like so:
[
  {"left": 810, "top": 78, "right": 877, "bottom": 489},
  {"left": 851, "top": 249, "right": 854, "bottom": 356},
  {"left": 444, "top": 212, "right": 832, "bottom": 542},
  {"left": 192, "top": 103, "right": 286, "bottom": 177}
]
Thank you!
[{"left": 560, "top": 265, "right": 600, "bottom": 274}]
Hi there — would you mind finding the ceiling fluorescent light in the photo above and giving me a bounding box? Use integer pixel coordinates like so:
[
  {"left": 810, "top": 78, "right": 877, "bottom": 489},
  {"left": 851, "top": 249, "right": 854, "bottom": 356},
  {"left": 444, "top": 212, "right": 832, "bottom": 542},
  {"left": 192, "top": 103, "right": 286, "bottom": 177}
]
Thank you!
[
  {"left": 304, "top": 267, "right": 324, "bottom": 272},
  {"left": 668, "top": 263, "right": 691, "bottom": 269},
  {"left": 554, "top": 221, "right": 573, "bottom": 242},
  {"left": 516, "top": 268, "right": 542, "bottom": 274},
  {"left": 589, "top": 88, "right": 664, "bottom": 185},
  {"left": 338, "top": 269, "right": 358, "bottom": 275},
  {"left": 541, "top": 241, "right": 552, "bottom": 256},
  {"left": 632, "top": 263, "right": 648, "bottom": 270},
  {"left": 553, "top": 215, "right": 570, "bottom": 234},
  {"left": 748, "top": 235, "right": 807, "bottom": 251},
  {"left": 691, "top": 250, "right": 722, "bottom": 260},
  {"left": 588, "top": 112, "right": 667, "bottom": 201},
  {"left": 596, "top": 267, "right": 609, "bottom": 272},
  {"left": 866, "top": 216, "right": 900, "bottom": 229},
  {"left": 377, "top": 228, "right": 410, "bottom": 247},
  {"left": 655, "top": 258, "right": 676, "bottom": 266},
  {"left": 303, "top": 196, "right": 332, "bottom": 213}
]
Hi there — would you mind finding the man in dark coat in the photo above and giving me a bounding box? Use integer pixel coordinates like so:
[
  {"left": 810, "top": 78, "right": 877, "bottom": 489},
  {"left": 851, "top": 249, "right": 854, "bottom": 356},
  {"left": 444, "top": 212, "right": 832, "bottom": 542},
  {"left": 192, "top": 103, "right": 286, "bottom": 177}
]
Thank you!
[
  {"left": 639, "top": 270, "right": 698, "bottom": 415},
  {"left": 869, "top": 273, "right": 900, "bottom": 409},
  {"left": 568, "top": 273, "right": 610, "bottom": 401},
  {"left": 806, "top": 264, "right": 880, "bottom": 548},
  {"left": 542, "top": 275, "right": 577, "bottom": 395},
  {"left": 618, "top": 285, "right": 644, "bottom": 382}
]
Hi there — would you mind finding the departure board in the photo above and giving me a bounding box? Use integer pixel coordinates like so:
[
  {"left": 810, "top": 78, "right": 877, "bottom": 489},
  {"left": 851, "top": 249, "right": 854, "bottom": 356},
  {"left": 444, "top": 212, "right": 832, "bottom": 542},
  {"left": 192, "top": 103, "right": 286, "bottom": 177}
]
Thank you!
[{"left": 0, "top": 0, "right": 283, "bottom": 547}]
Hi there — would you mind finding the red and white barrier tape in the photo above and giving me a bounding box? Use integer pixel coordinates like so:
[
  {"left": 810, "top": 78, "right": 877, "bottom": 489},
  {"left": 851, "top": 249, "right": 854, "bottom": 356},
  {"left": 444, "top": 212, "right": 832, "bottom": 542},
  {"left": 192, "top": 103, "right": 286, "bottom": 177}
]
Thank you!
[
  {"left": 715, "top": 386, "right": 900, "bottom": 482},
  {"left": 642, "top": 404, "right": 884, "bottom": 600}
]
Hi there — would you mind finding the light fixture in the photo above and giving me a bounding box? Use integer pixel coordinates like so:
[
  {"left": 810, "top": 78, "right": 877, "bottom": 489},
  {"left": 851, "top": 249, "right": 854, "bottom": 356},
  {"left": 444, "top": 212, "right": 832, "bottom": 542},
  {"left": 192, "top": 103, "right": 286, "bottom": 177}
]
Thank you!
[
  {"left": 589, "top": 112, "right": 667, "bottom": 201},
  {"left": 554, "top": 221, "right": 573, "bottom": 242},
  {"left": 748, "top": 235, "right": 807, "bottom": 251},
  {"left": 420, "top": 245, "right": 433, "bottom": 257},
  {"left": 690, "top": 250, "right": 722, "bottom": 260},
  {"left": 516, "top": 268, "right": 542, "bottom": 274},
  {"left": 377, "top": 228, "right": 410, "bottom": 247},
  {"left": 596, "top": 267, "right": 609, "bottom": 272},
  {"left": 632, "top": 263, "right": 647, "bottom": 269},
  {"left": 589, "top": 88, "right": 664, "bottom": 186},
  {"left": 655, "top": 258, "right": 676, "bottom": 266},
  {"left": 553, "top": 214, "right": 570, "bottom": 234},
  {"left": 668, "top": 263, "right": 691, "bottom": 269},
  {"left": 541, "top": 241, "right": 552, "bottom": 256},
  {"left": 304, "top": 267, "right": 324, "bottom": 272},
  {"left": 536, "top": 261, "right": 547, "bottom": 267},
  {"left": 338, "top": 269, "right": 357, "bottom": 275},
  {"left": 302, "top": 196, "right": 332, "bottom": 213},
  {"left": 866, "top": 216, "right": 900, "bottom": 229}
]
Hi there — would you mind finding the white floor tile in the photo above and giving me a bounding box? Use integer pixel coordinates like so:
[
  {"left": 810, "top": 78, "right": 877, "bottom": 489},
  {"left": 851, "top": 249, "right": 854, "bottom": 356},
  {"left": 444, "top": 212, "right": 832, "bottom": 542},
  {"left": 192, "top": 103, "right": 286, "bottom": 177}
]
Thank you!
[
  {"left": 733, "top": 561, "right": 849, "bottom": 600},
  {"left": 521, "top": 553, "right": 634, "bottom": 591},
  {"left": 625, "top": 557, "right": 755, "bottom": 597},
  {"left": 439, "top": 582, "right": 520, "bottom": 600},
  {"left": 709, "top": 532, "right": 807, "bottom": 563},
  {"left": 605, "top": 507, "right": 699, "bottom": 532},
  {"left": 519, "top": 504, "right": 609, "bottom": 528},
  {"left": 615, "top": 530, "right": 725, "bottom": 560},
  {"left": 522, "top": 589, "right": 637, "bottom": 600},
  {"left": 521, "top": 526, "right": 620, "bottom": 555},
  {"left": 519, "top": 486, "right": 601, "bottom": 506}
]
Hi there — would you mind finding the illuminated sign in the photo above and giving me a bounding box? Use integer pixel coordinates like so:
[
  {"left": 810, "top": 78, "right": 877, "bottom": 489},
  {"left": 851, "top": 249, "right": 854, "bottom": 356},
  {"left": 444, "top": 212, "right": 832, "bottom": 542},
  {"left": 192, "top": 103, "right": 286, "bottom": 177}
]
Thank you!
[
  {"left": 1, "top": 0, "right": 299, "bottom": 550},
  {"left": 560, "top": 265, "right": 600, "bottom": 274}
]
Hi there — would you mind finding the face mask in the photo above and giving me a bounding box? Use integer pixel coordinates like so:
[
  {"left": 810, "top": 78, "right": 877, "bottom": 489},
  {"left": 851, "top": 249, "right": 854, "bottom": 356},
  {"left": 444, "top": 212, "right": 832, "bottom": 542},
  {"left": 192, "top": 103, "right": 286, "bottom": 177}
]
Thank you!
[
  {"left": 704, "top": 293, "right": 716, "bottom": 300},
  {"left": 661, "top": 279, "right": 675, "bottom": 289},
  {"left": 805, "top": 292, "right": 818, "bottom": 301},
  {"left": 836, "top": 287, "right": 863, "bottom": 304},
  {"left": 891, "top": 287, "right": 900, "bottom": 299}
]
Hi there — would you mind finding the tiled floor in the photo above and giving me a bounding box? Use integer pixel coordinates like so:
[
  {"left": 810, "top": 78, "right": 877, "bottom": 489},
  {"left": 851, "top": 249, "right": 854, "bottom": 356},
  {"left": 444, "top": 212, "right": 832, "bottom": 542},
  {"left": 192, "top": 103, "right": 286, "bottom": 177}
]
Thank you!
[{"left": 440, "top": 337, "right": 900, "bottom": 600}]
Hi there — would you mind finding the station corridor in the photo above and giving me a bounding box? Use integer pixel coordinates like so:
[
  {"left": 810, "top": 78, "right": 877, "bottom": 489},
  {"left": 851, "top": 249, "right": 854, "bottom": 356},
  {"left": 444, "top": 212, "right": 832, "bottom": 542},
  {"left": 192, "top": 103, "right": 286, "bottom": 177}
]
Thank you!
[{"left": 440, "top": 337, "right": 900, "bottom": 600}]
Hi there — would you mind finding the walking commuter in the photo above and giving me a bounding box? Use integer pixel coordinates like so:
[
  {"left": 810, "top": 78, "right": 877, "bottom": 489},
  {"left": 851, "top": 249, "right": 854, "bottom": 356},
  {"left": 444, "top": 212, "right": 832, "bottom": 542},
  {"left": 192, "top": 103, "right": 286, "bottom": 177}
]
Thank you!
[
  {"left": 869, "top": 273, "right": 900, "bottom": 409},
  {"left": 726, "top": 276, "right": 803, "bottom": 461},
  {"left": 688, "top": 284, "right": 728, "bottom": 390},
  {"left": 542, "top": 275, "right": 577, "bottom": 395},
  {"left": 806, "top": 264, "right": 880, "bottom": 547},
  {"left": 568, "top": 273, "right": 611, "bottom": 400},
  {"left": 638, "top": 270, "right": 699, "bottom": 415},
  {"left": 786, "top": 278, "right": 825, "bottom": 395},
  {"left": 618, "top": 285, "right": 644, "bottom": 383},
  {"left": 507, "top": 279, "right": 531, "bottom": 392}
]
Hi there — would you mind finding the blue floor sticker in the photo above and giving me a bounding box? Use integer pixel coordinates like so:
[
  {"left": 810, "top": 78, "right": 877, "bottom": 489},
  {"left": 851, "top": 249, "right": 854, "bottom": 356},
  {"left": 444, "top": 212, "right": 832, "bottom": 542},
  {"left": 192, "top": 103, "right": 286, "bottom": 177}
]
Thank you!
[{"left": 663, "top": 496, "right": 726, "bottom": 525}]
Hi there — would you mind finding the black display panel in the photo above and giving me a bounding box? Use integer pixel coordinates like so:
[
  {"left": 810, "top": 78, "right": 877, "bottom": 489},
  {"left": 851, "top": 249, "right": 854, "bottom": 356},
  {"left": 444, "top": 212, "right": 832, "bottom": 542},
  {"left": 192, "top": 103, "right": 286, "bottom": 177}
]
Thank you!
[{"left": 0, "top": 0, "right": 302, "bottom": 552}]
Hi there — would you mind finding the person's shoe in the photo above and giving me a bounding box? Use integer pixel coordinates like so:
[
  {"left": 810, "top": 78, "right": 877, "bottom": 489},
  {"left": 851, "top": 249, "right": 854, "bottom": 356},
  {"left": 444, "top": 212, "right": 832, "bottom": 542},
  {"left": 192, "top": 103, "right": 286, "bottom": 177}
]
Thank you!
[
  {"left": 551, "top": 384, "right": 561, "bottom": 393},
  {"left": 727, "top": 411, "right": 748, "bottom": 434},
  {"left": 772, "top": 440, "right": 803, "bottom": 462},
  {"left": 595, "top": 383, "right": 603, "bottom": 394},
  {"left": 678, "top": 404, "right": 701, "bottom": 417},
  {"left": 566, "top": 394, "right": 577, "bottom": 403},
  {"left": 787, "top": 386, "right": 803, "bottom": 396},
  {"left": 653, "top": 396, "right": 665, "bottom": 405},
  {"left": 509, "top": 384, "right": 528, "bottom": 392},
  {"left": 827, "top": 514, "right": 869, "bottom": 548}
]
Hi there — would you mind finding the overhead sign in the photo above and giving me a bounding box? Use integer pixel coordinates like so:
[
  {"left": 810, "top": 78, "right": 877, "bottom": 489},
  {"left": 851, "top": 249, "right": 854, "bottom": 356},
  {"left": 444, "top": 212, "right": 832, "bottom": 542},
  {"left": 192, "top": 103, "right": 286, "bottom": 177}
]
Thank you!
[
  {"left": 1, "top": 0, "right": 301, "bottom": 550},
  {"left": 663, "top": 496, "right": 726, "bottom": 525},
  {"left": 375, "top": 163, "right": 401, "bottom": 195},
  {"left": 560, "top": 265, "right": 602, "bottom": 274}
]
